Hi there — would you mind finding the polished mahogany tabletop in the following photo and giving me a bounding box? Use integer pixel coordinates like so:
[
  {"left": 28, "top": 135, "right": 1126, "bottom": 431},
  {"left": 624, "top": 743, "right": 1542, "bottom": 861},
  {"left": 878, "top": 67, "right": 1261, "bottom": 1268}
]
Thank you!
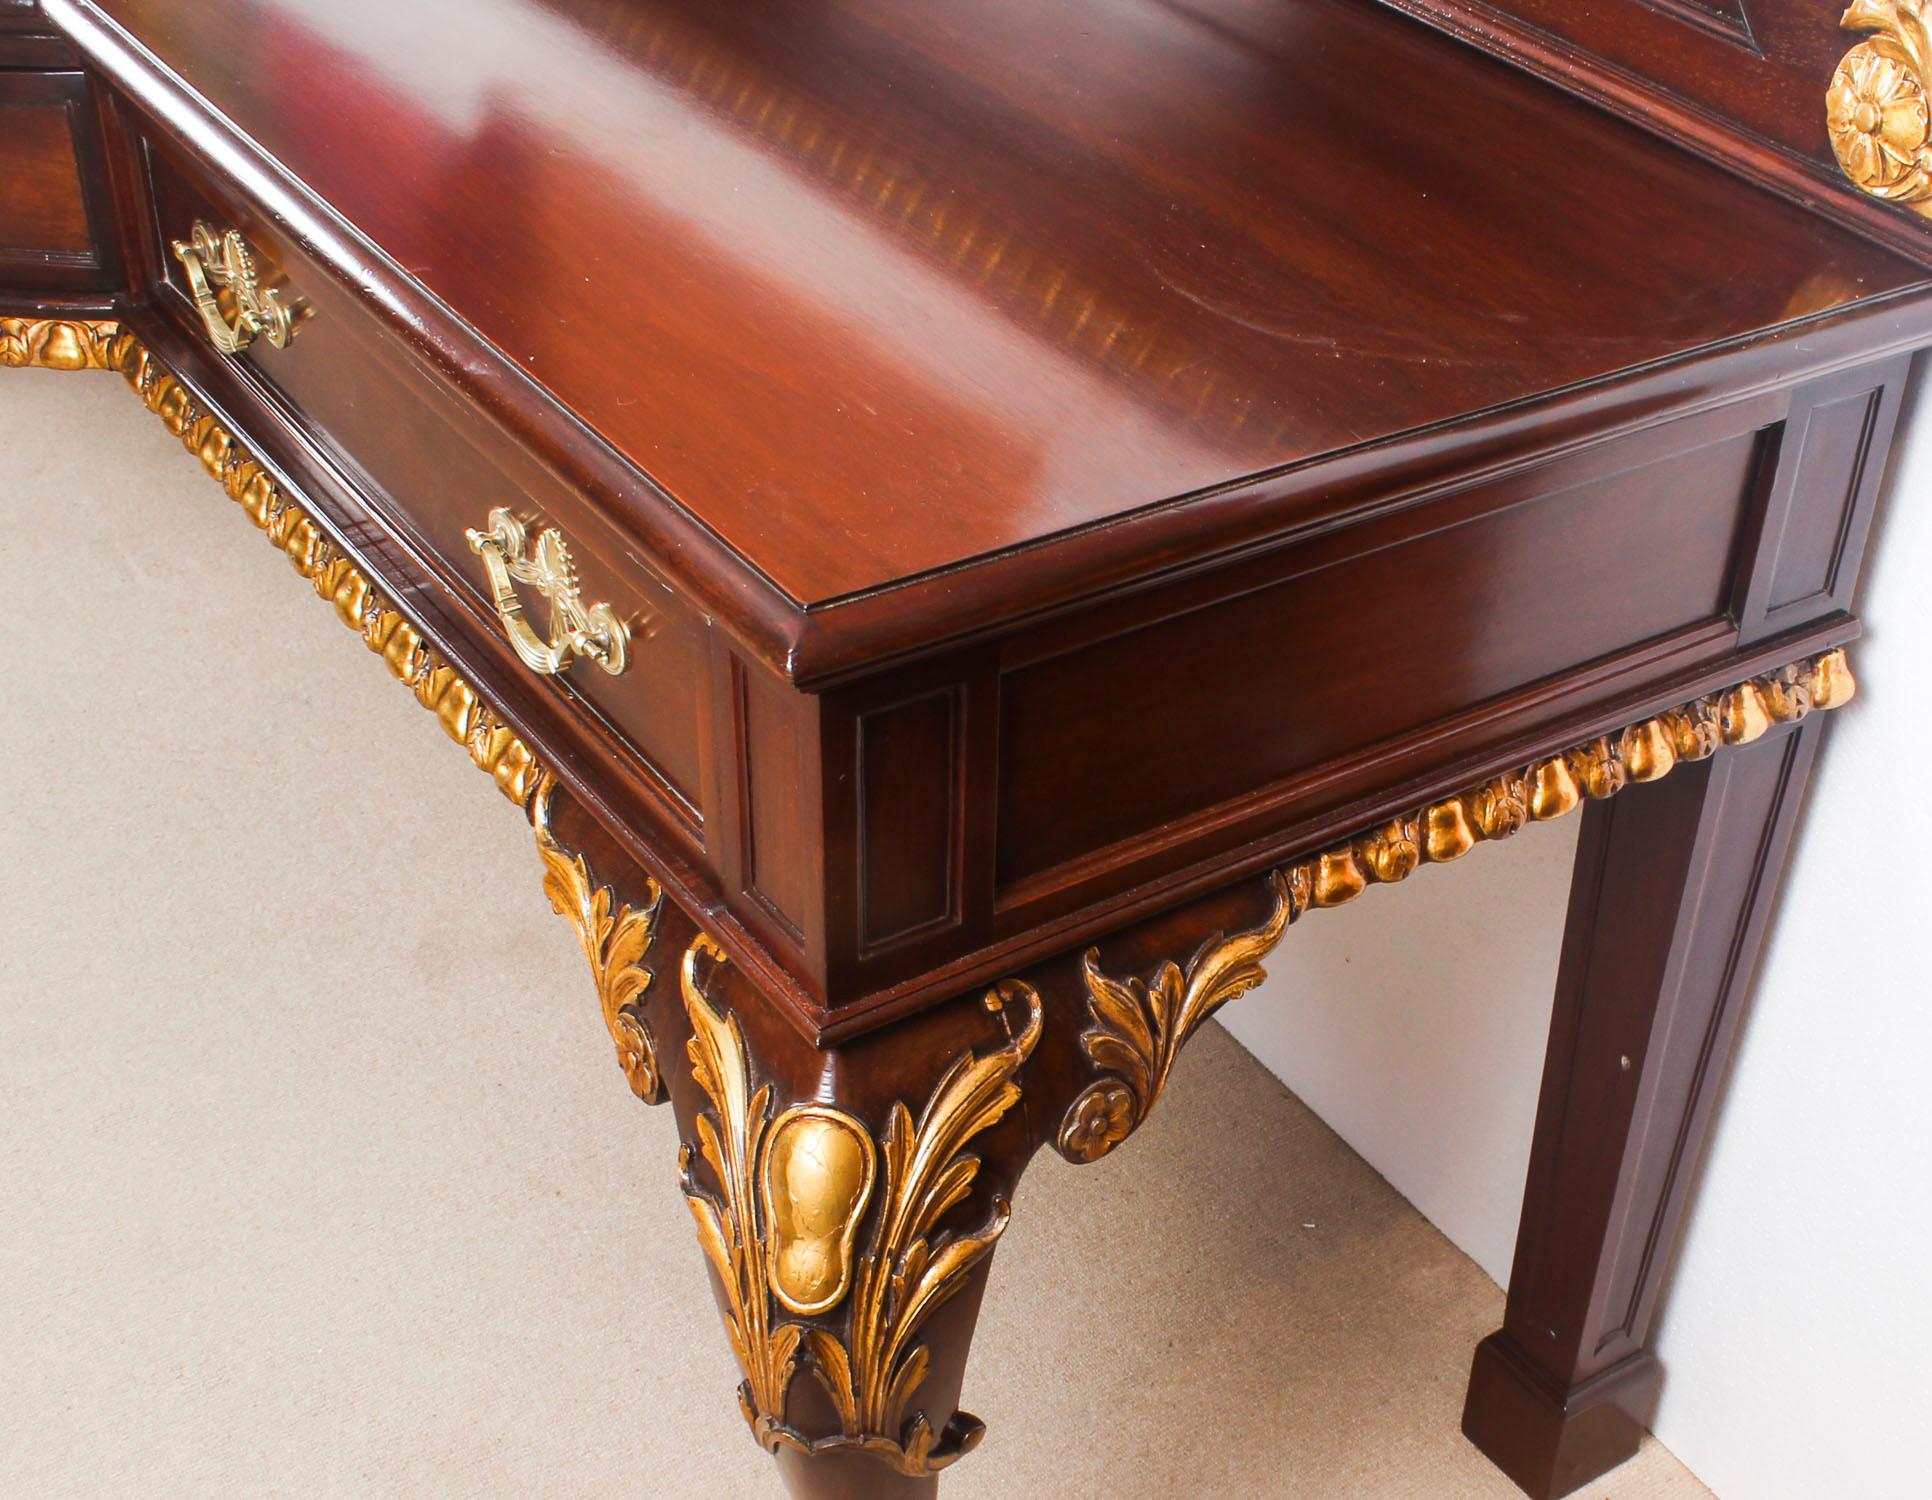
[{"left": 96, "top": 0, "right": 1926, "bottom": 609}]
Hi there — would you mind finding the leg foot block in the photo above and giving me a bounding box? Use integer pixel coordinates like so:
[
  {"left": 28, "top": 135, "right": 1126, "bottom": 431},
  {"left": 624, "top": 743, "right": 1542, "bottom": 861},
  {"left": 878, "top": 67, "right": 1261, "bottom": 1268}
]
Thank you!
[{"left": 1461, "top": 1333, "right": 1661, "bottom": 1500}]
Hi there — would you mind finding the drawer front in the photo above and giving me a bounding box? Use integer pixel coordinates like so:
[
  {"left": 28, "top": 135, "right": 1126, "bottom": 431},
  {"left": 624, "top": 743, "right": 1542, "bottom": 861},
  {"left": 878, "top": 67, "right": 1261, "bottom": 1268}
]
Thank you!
[{"left": 140, "top": 134, "right": 710, "bottom": 837}]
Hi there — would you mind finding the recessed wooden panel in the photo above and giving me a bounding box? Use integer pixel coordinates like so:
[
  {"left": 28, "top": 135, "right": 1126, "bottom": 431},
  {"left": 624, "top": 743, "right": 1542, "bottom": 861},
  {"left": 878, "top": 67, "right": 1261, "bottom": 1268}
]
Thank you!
[
  {"left": 0, "top": 101, "right": 89, "bottom": 255},
  {"left": 1739, "top": 359, "right": 1904, "bottom": 645},
  {"left": 996, "top": 432, "right": 1763, "bottom": 886},
  {"left": 1765, "top": 391, "right": 1877, "bottom": 611},
  {"left": 857, "top": 691, "right": 959, "bottom": 951},
  {"left": 739, "top": 659, "right": 814, "bottom": 941},
  {"left": 0, "top": 68, "right": 115, "bottom": 292}
]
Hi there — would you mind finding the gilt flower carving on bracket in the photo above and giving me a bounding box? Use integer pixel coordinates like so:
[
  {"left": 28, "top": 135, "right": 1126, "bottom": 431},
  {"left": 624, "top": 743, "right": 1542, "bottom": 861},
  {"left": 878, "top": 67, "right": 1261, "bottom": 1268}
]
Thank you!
[
  {"left": 1831, "top": 1, "right": 1932, "bottom": 207},
  {"left": 1060, "top": 1080, "right": 1137, "bottom": 1162},
  {"left": 1055, "top": 652, "right": 1857, "bottom": 1166}
]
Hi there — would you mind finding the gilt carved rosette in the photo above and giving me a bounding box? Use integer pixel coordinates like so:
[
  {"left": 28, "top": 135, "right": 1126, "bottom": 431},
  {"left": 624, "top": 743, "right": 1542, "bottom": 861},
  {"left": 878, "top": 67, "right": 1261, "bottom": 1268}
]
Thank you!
[
  {"left": 1831, "top": 1, "right": 1932, "bottom": 211},
  {"left": 1054, "top": 651, "right": 1855, "bottom": 1166}
]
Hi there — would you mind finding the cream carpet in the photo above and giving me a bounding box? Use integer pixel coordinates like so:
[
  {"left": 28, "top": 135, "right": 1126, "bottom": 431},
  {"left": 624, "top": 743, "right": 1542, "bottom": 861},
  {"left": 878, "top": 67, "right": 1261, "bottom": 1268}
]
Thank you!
[{"left": 0, "top": 370, "right": 1714, "bottom": 1498}]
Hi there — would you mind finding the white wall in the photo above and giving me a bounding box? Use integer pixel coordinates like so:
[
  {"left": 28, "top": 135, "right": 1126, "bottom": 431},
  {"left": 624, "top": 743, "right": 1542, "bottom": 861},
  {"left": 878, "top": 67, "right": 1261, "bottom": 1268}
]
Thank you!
[
  {"left": 1220, "top": 816, "right": 1578, "bottom": 1287},
  {"left": 1221, "top": 372, "right": 1932, "bottom": 1498}
]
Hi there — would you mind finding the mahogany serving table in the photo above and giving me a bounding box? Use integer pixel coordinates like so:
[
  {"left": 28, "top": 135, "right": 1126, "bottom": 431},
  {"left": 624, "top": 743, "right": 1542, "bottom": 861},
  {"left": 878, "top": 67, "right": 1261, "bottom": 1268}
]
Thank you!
[{"left": 7, "top": 1, "right": 1929, "bottom": 1494}]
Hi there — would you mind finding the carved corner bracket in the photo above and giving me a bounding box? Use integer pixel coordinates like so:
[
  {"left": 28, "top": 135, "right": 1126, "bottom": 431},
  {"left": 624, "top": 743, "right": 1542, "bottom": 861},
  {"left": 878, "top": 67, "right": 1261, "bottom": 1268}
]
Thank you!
[
  {"left": 1055, "top": 650, "right": 1856, "bottom": 1164},
  {"left": 678, "top": 934, "right": 1042, "bottom": 1478},
  {"left": 1059, "top": 867, "right": 1301, "bottom": 1163},
  {"left": 74, "top": 332, "right": 671, "bottom": 1104},
  {"left": 532, "top": 776, "right": 666, "bottom": 1102},
  {"left": 1830, "top": 2, "right": 1932, "bottom": 212}
]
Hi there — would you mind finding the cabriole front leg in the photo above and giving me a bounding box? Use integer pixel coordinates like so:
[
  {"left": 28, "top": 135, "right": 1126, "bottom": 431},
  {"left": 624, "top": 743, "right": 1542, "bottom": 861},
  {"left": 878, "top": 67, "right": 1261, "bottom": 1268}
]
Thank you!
[
  {"left": 657, "top": 857, "right": 1324, "bottom": 1496},
  {"left": 663, "top": 933, "right": 1048, "bottom": 1500}
]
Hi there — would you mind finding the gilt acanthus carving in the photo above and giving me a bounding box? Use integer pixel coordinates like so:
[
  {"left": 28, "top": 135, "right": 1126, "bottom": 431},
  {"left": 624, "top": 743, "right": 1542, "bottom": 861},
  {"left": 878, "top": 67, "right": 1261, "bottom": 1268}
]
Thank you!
[
  {"left": 1830, "top": 2, "right": 1932, "bottom": 211},
  {"left": 533, "top": 776, "right": 665, "bottom": 1102},
  {"left": 679, "top": 935, "right": 815, "bottom": 1442},
  {"left": 1058, "top": 651, "right": 1855, "bottom": 1162},
  {"left": 1060, "top": 870, "right": 1301, "bottom": 1163},
  {"left": 678, "top": 935, "right": 1042, "bottom": 1477}
]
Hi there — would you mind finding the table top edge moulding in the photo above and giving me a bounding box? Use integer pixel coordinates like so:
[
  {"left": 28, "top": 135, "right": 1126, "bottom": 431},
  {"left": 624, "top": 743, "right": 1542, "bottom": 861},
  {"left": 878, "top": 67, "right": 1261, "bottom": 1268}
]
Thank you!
[{"left": 35, "top": 0, "right": 1932, "bottom": 683}]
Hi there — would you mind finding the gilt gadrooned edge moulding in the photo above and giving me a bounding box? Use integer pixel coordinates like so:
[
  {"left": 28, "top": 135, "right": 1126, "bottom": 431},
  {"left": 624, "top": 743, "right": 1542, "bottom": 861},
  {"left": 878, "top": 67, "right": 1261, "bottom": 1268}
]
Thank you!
[
  {"left": 0, "top": 317, "right": 124, "bottom": 370},
  {"left": 0, "top": 320, "right": 546, "bottom": 809},
  {"left": 1053, "top": 648, "right": 1853, "bottom": 1164},
  {"left": 3, "top": 313, "right": 1867, "bottom": 1484},
  {"left": 5, "top": 318, "right": 670, "bottom": 1105}
]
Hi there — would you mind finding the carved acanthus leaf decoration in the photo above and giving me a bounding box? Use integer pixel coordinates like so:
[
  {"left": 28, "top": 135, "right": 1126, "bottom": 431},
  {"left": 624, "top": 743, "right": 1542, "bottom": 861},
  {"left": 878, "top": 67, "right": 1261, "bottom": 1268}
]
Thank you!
[
  {"left": 678, "top": 937, "right": 1041, "bottom": 1477},
  {"left": 1831, "top": 1, "right": 1932, "bottom": 210},
  {"left": 1057, "top": 651, "right": 1855, "bottom": 1163},
  {"left": 800, "top": 979, "right": 1042, "bottom": 1475},
  {"left": 533, "top": 776, "right": 664, "bottom": 1102},
  {"left": 679, "top": 935, "right": 807, "bottom": 1438},
  {"left": 1059, "top": 870, "right": 1300, "bottom": 1163}
]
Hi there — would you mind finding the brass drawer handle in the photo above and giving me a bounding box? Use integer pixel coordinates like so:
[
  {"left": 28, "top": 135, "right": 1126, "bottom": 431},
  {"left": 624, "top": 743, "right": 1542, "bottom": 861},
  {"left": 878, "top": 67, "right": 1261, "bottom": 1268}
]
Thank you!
[
  {"left": 170, "top": 222, "right": 295, "bottom": 354},
  {"left": 466, "top": 507, "right": 630, "bottom": 676}
]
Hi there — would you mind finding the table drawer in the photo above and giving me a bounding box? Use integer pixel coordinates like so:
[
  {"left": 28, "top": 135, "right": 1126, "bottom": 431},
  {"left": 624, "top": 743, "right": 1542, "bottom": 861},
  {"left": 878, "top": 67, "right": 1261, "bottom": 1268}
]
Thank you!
[{"left": 139, "top": 133, "right": 710, "bottom": 834}]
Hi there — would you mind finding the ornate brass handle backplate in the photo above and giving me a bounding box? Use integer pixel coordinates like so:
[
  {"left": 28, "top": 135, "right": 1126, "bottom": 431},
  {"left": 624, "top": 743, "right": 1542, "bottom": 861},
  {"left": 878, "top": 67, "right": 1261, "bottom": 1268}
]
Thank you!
[
  {"left": 466, "top": 507, "right": 631, "bottom": 676},
  {"left": 1829, "top": 2, "right": 1932, "bottom": 212},
  {"left": 170, "top": 222, "right": 296, "bottom": 354}
]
